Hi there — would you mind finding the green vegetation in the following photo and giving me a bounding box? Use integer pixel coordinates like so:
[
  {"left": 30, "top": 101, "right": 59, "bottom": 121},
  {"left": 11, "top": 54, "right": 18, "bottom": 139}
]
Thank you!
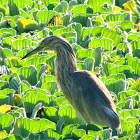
[{"left": 0, "top": 0, "right": 140, "bottom": 139}]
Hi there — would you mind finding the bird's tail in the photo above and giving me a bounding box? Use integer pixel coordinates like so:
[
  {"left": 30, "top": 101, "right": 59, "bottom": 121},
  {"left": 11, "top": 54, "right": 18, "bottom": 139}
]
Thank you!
[{"left": 115, "top": 123, "right": 122, "bottom": 134}]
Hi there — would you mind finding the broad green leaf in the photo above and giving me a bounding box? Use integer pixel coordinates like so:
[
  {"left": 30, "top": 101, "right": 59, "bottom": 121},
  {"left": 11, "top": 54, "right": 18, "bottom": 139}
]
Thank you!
[
  {"left": 71, "top": 23, "right": 82, "bottom": 43},
  {"left": 36, "top": 10, "right": 59, "bottom": 24},
  {"left": 101, "top": 73, "right": 126, "bottom": 83},
  {"left": 31, "top": 103, "right": 42, "bottom": 119},
  {"left": 55, "top": 96, "right": 67, "bottom": 106},
  {"left": 62, "top": 124, "right": 79, "bottom": 138},
  {"left": 118, "top": 90, "right": 137, "bottom": 100},
  {"left": 76, "top": 49, "right": 93, "bottom": 60},
  {"left": 82, "top": 58, "right": 94, "bottom": 71},
  {"left": 17, "top": 18, "right": 38, "bottom": 33},
  {"left": 53, "top": 27, "right": 75, "bottom": 35},
  {"left": 13, "top": 117, "right": 38, "bottom": 138},
  {"left": 116, "top": 42, "right": 131, "bottom": 53},
  {"left": 133, "top": 49, "right": 140, "bottom": 59},
  {"left": 0, "top": 114, "right": 14, "bottom": 133},
  {"left": 12, "top": 39, "right": 31, "bottom": 52},
  {"left": 87, "top": 0, "right": 112, "bottom": 14},
  {"left": 19, "top": 9, "right": 28, "bottom": 19},
  {"left": 72, "top": 129, "right": 86, "bottom": 138},
  {"left": 71, "top": 4, "right": 93, "bottom": 14},
  {"left": 54, "top": 1, "right": 68, "bottom": 13},
  {"left": 91, "top": 26, "right": 121, "bottom": 47},
  {"left": 80, "top": 135, "right": 96, "bottom": 140},
  {"left": 109, "top": 65, "right": 134, "bottom": 78},
  {"left": 89, "top": 38, "right": 113, "bottom": 51},
  {"left": 9, "top": 77, "right": 19, "bottom": 93},
  {"left": 106, "top": 13, "right": 121, "bottom": 22},
  {"left": 0, "top": 95, "right": 9, "bottom": 105},
  {"left": 59, "top": 105, "right": 84, "bottom": 125},
  {"left": 2, "top": 48, "right": 13, "bottom": 58},
  {"left": 17, "top": 66, "right": 37, "bottom": 85},
  {"left": 120, "top": 109, "right": 140, "bottom": 119},
  {"left": 105, "top": 79, "right": 126, "bottom": 94},
  {"left": 22, "top": 90, "right": 50, "bottom": 113},
  {"left": 119, "top": 21, "right": 133, "bottom": 31},
  {"left": 0, "top": 81, "right": 9, "bottom": 90},
  {"left": 0, "top": 28, "right": 16, "bottom": 36},
  {"left": 131, "top": 40, "right": 140, "bottom": 50},
  {"left": 127, "top": 57, "right": 140, "bottom": 75},
  {"left": 34, "top": 118, "right": 56, "bottom": 131},
  {"left": 5, "top": 58, "right": 24, "bottom": 68},
  {"left": 41, "top": 0, "right": 60, "bottom": 7},
  {"left": 39, "top": 107, "right": 59, "bottom": 122},
  {"left": 41, "top": 81, "right": 58, "bottom": 94},
  {"left": 18, "top": 80, "right": 31, "bottom": 94},
  {"left": 0, "top": 131, "right": 8, "bottom": 139},
  {"left": 0, "top": 89, "right": 14, "bottom": 105},
  {"left": 131, "top": 79, "right": 140, "bottom": 92},
  {"left": 47, "top": 128, "right": 61, "bottom": 140},
  {"left": 72, "top": 13, "right": 93, "bottom": 27}
]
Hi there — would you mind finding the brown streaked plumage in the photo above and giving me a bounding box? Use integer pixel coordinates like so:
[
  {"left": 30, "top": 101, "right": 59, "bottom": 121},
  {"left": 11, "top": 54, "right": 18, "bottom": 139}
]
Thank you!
[{"left": 22, "top": 35, "right": 122, "bottom": 133}]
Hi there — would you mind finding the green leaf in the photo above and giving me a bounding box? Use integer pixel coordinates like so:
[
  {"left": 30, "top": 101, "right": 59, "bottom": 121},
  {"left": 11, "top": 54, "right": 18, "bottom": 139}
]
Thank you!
[
  {"left": 62, "top": 124, "right": 79, "bottom": 138},
  {"left": 41, "top": 81, "right": 58, "bottom": 94},
  {"left": 17, "top": 18, "right": 38, "bottom": 33},
  {"left": 41, "top": 0, "right": 60, "bottom": 7},
  {"left": 47, "top": 128, "right": 61, "bottom": 140},
  {"left": 127, "top": 57, "right": 140, "bottom": 75},
  {"left": 72, "top": 13, "right": 93, "bottom": 27},
  {"left": 0, "top": 95, "right": 9, "bottom": 105},
  {"left": 39, "top": 107, "right": 59, "bottom": 123},
  {"left": 0, "top": 114, "right": 14, "bottom": 133},
  {"left": 0, "top": 81, "right": 9, "bottom": 90},
  {"left": 54, "top": 1, "right": 68, "bottom": 13},
  {"left": 131, "top": 40, "right": 140, "bottom": 50},
  {"left": 17, "top": 66, "right": 37, "bottom": 85},
  {"left": 36, "top": 10, "right": 59, "bottom": 24},
  {"left": 0, "top": 131, "right": 8, "bottom": 139},
  {"left": 31, "top": 103, "right": 42, "bottom": 119},
  {"left": 80, "top": 135, "right": 96, "bottom": 140},
  {"left": 91, "top": 26, "right": 121, "bottom": 47},
  {"left": 105, "top": 79, "right": 126, "bottom": 94},
  {"left": 0, "top": 89, "right": 14, "bottom": 105},
  {"left": 76, "top": 49, "right": 93, "bottom": 60},
  {"left": 59, "top": 105, "right": 84, "bottom": 125},
  {"left": 71, "top": 4, "right": 93, "bottom": 14},
  {"left": 13, "top": 117, "right": 38, "bottom": 138},
  {"left": 22, "top": 90, "right": 50, "bottom": 113},
  {"left": 0, "top": 28, "right": 16, "bottom": 36},
  {"left": 12, "top": 39, "right": 31, "bottom": 52},
  {"left": 109, "top": 65, "right": 134, "bottom": 78},
  {"left": 116, "top": 42, "right": 131, "bottom": 54},
  {"left": 34, "top": 118, "right": 56, "bottom": 131},
  {"left": 72, "top": 129, "right": 86, "bottom": 138},
  {"left": 89, "top": 38, "right": 113, "bottom": 51},
  {"left": 131, "top": 79, "right": 140, "bottom": 92},
  {"left": 133, "top": 49, "right": 140, "bottom": 59}
]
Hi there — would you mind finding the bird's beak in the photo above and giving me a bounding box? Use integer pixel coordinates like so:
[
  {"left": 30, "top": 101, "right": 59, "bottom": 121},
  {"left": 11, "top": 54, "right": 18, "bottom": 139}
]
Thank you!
[{"left": 22, "top": 46, "right": 43, "bottom": 59}]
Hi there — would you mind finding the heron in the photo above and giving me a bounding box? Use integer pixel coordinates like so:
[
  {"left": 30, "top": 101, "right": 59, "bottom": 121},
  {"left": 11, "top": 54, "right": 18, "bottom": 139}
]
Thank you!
[{"left": 22, "top": 35, "right": 122, "bottom": 133}]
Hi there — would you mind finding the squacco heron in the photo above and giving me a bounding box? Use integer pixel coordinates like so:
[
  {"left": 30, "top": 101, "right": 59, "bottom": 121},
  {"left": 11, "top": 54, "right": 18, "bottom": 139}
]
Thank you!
[{"left": 22, "top": 35, "right": 122, "bottom": 133}]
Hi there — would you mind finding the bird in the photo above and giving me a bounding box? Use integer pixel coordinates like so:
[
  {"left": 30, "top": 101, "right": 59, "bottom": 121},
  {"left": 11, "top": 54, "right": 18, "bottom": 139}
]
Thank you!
[{"left": 22, "top": 35, "right": 122, "bottom": 133}]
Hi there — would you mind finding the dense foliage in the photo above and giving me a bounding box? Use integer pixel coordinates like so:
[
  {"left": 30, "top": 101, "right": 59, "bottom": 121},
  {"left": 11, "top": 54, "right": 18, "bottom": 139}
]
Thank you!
[{"left": 0, "top": 0, "right": 140, "bottom": 139}]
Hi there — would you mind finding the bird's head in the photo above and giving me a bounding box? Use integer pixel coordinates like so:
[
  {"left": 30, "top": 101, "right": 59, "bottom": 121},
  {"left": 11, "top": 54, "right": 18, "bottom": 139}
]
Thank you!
[{"left": 22, "top": 35, "right": 71, "bottom": 59}]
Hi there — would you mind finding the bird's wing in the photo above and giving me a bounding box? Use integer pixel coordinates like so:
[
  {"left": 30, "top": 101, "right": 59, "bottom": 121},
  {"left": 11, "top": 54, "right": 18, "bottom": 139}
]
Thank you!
[{"left": 70, "top": 70, "right": 117, "bottom": 124}]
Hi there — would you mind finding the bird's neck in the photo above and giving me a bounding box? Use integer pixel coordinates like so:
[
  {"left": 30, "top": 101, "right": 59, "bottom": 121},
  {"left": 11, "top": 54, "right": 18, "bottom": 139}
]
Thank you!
[{"left": 55, "top": 46, "right": 77, "bottom": 101}]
